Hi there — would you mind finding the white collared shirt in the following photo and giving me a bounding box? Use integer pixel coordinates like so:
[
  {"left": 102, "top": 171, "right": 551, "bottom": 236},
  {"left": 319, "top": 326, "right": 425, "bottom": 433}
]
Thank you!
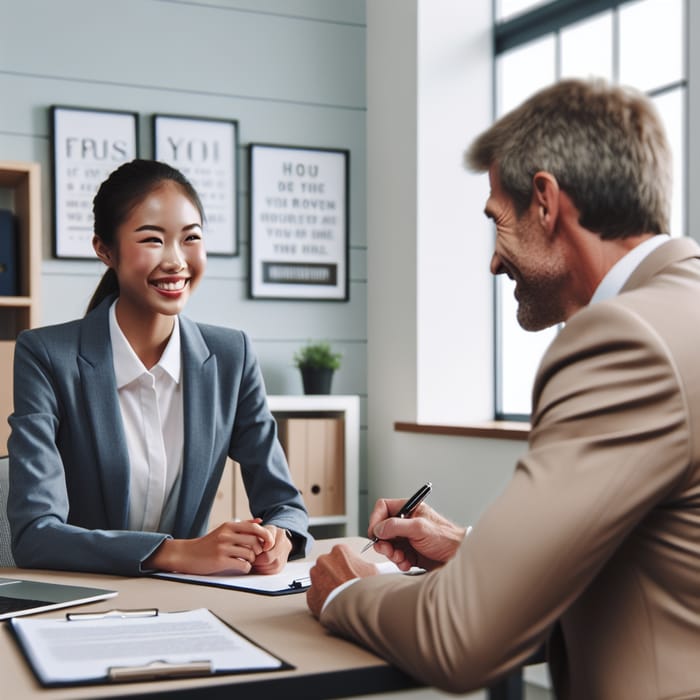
[
  {"left": 590, "top": 234, "right": 671, "bottom": 305},
  {"left": 109, "top": 301, "right": 184, "bottom": 533}
]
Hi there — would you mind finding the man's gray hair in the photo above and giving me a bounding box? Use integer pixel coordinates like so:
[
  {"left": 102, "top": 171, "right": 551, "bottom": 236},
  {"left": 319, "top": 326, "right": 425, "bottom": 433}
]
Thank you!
[{"left": 465, "top": 78, "right": 671, "bottom": 239}]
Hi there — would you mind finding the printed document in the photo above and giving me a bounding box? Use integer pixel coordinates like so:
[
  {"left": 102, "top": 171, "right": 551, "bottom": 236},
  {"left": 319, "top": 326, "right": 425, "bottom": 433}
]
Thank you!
[{"left": 11, "top": 608, "right": 285, "bottom": 685}]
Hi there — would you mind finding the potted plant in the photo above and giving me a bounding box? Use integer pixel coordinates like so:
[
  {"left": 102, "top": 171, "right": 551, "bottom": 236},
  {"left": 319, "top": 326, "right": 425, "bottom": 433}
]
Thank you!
[{"left": 293, "top": 341, "right": 342, "bottom": 395}]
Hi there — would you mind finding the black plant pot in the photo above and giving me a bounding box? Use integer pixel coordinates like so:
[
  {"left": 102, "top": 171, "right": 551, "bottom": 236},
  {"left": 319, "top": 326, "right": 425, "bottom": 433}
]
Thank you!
[{"left": 300, "top": 367, "right": 334, "bottom": 395}]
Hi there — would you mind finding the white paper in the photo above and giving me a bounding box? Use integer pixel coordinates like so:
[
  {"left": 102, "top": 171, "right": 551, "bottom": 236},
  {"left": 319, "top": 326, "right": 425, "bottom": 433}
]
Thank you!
[
  {"left": 155, "top": 561, "right": 314, "bottom": 593},
  {"left": 11, "top": 608, "right": 282, "bottom": 684}
]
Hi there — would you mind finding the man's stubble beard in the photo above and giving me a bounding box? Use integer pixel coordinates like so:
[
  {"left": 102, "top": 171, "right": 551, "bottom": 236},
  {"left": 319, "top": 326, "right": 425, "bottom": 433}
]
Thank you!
[{"left": 514, "top": 250, "right": 570, "bottom": 332}]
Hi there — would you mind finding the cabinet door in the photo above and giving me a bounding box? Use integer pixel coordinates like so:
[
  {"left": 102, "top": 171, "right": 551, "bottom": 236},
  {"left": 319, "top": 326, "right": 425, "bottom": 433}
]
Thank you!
[
  {"left": 279, "top": 417, "right": 344, "bottom": 517},
  {"left": 302, "top": 418, "right": 344, "bottom": 516}
]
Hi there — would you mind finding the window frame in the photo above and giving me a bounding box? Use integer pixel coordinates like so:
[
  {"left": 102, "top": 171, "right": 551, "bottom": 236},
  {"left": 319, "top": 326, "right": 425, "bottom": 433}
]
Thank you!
[{"left": 491, "top": 0, "right": 688, "bottom": 421}]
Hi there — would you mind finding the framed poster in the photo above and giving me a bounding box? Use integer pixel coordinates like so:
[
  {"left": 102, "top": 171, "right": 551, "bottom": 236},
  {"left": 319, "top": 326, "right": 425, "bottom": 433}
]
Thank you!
[
  {"left": 248, "top": 144, "right": 349, "bottom": 301},
  {"left": 50, "top": 106, "right": 139, "bottom": 259},
  {"left": 153, "top": 114, "right": 238, "bottom": 256}
]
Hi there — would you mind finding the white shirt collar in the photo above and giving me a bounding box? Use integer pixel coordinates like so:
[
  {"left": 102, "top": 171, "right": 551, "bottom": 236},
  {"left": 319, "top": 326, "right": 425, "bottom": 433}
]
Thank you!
[
  {"left": 590, "top": 234, "right": 671, "bottom": 305},
  {"left": 108, "top": 301, "right": 181, "bottom": 388}
]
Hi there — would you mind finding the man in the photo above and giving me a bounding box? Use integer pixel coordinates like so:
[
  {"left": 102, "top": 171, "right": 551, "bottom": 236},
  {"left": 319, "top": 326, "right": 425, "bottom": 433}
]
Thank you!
[{"left": 306, "top": 79, "right": 700, "bottom": 699}]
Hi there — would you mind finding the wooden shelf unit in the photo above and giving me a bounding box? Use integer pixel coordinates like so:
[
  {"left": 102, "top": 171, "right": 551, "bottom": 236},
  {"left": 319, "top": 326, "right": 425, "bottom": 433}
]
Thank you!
[
  {"left": 0, "top": 161, "right": 41, "bottom": 335},
  {"left": 210, "top": 395, "right": 360, "bottom": 538},
  {"left": 269, "top": 394, "right": 359, "bottom": 538},
  {"left": 0, "top": 161, "right": 41, "bottom": 456}
]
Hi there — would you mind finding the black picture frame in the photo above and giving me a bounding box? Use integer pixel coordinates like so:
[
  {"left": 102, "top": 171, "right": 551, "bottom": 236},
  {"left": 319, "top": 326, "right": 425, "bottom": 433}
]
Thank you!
[
  {"left": 153, "top": 114, "right": 239, "bottom": 256},
  {"left": 50, "top": 105, "right": 139, "bottom": 259},
  {"left": 248, "top": 143, "right": 349, "bottom": 301}
]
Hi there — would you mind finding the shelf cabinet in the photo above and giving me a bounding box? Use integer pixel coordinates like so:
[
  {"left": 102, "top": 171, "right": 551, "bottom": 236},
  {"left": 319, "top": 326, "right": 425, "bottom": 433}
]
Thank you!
[
  {"left": 0, "top": 161, "right": 41, "bottom": 456},
  {"left": 210, "top": 395, "right": 360, "bottom": 538}
]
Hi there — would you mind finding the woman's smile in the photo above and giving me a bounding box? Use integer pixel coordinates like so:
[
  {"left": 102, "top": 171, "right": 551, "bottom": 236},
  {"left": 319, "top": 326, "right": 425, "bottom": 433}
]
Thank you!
[{"left": 150, "top": 277, "right": 189, "bottom": 294}]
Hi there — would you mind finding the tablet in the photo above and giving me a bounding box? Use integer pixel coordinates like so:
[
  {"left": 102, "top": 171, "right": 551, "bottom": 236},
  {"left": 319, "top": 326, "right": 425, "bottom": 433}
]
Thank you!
[{"left": 0, "top": 577, "right": 117, "bottom": 620}]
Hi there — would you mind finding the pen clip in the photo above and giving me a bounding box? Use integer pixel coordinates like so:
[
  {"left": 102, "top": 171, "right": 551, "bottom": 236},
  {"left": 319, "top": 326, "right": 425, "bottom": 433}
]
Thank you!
[
  {"left": 66, "top": 608, "right": 159, "bottom": 621},
  {"left": 108, "top": 659, "right": 212, "bottom": 682},
  {"left": 399, "top": 481, "right": 432, "bottom": 517},
  {"left": 288, "top": 576, "right": 311, "bottom": 590}
]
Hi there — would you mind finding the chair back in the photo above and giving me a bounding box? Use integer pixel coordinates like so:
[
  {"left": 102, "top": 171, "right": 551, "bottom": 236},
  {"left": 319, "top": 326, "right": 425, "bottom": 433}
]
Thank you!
[{"left": 0, "top": 457, "right": 15, "bottom": 566}]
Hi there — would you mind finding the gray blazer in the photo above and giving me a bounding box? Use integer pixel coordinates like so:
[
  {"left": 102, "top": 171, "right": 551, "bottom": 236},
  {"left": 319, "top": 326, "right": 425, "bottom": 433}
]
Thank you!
[{"left": 7, "top": 297, "right": 310, "bottom": 575}]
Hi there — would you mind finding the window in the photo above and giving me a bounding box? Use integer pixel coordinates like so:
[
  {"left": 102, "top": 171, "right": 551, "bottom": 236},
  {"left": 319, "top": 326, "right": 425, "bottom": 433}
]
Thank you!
[{"left": 493, "top": 0, "right": 687, "bottom": 419}]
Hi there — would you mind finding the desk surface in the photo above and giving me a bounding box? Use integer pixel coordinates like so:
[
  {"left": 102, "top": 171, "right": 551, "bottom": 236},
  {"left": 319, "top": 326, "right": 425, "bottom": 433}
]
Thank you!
[{"left": 1, "top": 537, "right": 418, "bottom": 700}]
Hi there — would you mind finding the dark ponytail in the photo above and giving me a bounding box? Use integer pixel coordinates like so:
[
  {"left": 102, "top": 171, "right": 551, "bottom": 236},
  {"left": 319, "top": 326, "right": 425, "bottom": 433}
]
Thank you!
[
  {"left": 86, "top": 269, "right": 120, "bottom": 314},
  {"left": 85, "top": 159, "right": 205, "bottom": 315}
]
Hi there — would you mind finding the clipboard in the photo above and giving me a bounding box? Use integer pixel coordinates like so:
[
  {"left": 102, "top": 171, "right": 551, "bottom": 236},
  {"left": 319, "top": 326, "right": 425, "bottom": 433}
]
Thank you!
[
  {"left": 9, "top": 607, "right": 293, "bottom": 687},
  {"left": 153, "top": 561, "right": 315, "bottom": 596},
  {"left": 153, "top": 559, "right": 410, "bottom": 596}
]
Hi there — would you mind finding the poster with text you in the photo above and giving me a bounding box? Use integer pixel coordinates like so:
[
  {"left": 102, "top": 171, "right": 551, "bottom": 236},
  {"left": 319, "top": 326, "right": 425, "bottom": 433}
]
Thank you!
[
  {"left": 53, "top": 109, "right": 137, "bottom": 259},
  {"left": 250, "top": 145, "right": 348, "bottom": 300},
  {"left": 154, "top": 116, "right": 237, "bottom": 255}
]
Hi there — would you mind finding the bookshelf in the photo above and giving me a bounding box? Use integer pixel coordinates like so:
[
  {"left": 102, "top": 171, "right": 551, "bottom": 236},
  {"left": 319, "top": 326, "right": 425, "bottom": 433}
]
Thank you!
[{"left": 0, "top": 161, "right": 41, "bottom": 456}]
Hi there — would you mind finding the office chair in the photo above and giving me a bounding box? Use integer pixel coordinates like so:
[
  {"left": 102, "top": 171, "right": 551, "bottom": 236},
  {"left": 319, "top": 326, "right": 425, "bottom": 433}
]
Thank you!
[{"left": 0, "top": 456, "right": 15, "bottom": 567}]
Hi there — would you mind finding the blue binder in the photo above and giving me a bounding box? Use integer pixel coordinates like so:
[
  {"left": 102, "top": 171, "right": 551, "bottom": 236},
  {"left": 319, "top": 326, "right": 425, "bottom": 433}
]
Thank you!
[{"left": 0, "top": 209, "right": 18, "bottom": 296}]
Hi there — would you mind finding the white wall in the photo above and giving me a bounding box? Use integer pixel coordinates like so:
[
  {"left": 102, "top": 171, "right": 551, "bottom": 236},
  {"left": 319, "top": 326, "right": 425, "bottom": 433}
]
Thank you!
[
  {"left": 366, "top": 0, "right": 523, "bottom": 529},
  {"left": 688, "top": 0, "right": 700, "bottom": 246},
  {"left": 0, "top": 0, "right": 370, "bottom": 523}
]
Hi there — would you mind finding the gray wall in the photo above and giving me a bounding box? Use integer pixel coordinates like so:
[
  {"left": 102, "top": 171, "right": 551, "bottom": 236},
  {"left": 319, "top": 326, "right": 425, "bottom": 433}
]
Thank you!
[{"left": 0, "top": 0, "right": 369, "bottom": 524}]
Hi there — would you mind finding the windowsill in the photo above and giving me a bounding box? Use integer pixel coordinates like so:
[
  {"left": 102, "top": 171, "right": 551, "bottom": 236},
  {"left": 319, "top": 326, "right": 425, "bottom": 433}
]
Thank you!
[{"left": 394, "top": 420, "right": 530, "bottom": 441}]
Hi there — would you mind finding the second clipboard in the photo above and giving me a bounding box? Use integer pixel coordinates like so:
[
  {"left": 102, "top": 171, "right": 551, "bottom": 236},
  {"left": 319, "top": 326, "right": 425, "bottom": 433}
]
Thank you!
[{"left": 9, "top": 608, "right": 294, "bottom": 687}]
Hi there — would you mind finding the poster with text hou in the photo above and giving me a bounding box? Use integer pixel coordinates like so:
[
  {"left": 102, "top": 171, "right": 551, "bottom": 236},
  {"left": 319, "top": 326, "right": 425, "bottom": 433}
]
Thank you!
[
  {"left": 154, "top": 115, "right": 238, "bottom": 256},
  {"left": 51, "top": 106, "right": 138, "bottom": 259},
  {"left": 249, "top": 144, "right": 349, "bottom": 301}
]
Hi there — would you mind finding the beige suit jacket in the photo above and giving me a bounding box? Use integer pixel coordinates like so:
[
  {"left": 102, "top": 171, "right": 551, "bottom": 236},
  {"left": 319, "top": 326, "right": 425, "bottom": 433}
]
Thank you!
[{"left": 321, "top": 238, "right": 700, "bottom": 699}]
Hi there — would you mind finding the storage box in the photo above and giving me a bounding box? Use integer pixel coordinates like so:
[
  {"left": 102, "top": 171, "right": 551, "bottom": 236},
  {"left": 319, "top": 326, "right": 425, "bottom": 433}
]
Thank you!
[{"left": 279, "top": 417, "right": 345, "bottom": 517}]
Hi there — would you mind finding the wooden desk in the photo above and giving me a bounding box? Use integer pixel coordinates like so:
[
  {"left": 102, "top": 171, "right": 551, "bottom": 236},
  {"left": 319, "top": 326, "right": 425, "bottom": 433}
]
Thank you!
[{"left": 1, "top": 538, "right": 418, "bottom": 700}]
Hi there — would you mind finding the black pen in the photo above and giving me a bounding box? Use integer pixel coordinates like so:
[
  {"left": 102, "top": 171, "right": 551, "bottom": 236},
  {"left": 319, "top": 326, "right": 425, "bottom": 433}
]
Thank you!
[{"left": 361, "top": 482, "right": 432, "bottom": 553}]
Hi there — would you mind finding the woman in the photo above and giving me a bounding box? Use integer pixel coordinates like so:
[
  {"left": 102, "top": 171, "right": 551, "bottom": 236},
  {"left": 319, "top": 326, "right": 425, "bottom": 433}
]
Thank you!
[{"left": 8, "top": 159, "right": 310, "bottom": 576}]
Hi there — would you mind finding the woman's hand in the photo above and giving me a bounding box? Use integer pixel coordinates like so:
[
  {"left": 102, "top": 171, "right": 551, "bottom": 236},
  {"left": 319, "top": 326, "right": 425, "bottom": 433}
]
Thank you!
[
  {"left": 144, "top": 518, "right": 274, "bottom": 575},
  {"left": 251, "top": 525, "right": 293, "bottom": 575}
]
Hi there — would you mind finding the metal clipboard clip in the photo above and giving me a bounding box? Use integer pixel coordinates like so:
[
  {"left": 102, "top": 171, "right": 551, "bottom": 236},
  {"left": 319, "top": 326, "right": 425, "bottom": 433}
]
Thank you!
[
  {"left": 66, "top": 608, "right": 159, "bottom": 621},
  {"left": 289, "top": 576, "right": 311, "bottom": 590},
  {"left": 107, "top": 659, "right": 213, "bottom": 682}
]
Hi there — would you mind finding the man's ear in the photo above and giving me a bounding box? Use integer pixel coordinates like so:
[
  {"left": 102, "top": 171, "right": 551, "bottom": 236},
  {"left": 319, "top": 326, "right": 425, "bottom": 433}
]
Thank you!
[
  {"left": 92, "top": 236, "right": 114, "bottom": 267},
  {"left": 531, "top": 171, "right": 560, "bottom": 234}
]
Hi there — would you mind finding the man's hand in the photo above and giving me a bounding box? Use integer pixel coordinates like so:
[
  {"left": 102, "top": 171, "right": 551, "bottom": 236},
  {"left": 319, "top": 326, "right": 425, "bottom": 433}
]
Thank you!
[
  {"left": 306, "top": 544, "right": 379, "bottom": 618},
  {"left": 367, "top": 499, "right": 467, "bottom": 571}
]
